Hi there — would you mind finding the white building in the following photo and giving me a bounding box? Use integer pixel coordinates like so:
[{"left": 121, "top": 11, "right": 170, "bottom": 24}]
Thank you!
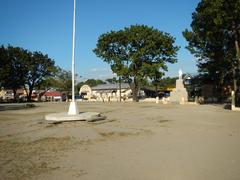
[{"left": 79, "top": 83, "right": 133, "bottom": 102}]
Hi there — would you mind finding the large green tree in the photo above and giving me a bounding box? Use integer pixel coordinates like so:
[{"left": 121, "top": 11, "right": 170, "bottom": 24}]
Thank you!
[
  {"left": 183, "top": 0, "right": 240, "bottom": 100},
  {"left": 0, "top": 45, "right": 56, "bottom": 102},
  {"left": 93, "top": 25, "right": 179, "bottom": 101}
]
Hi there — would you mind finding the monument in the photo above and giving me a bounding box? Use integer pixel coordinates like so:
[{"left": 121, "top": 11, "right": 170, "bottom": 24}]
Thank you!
[
  {"left": 170, "top": 69, "right": 188, "bottom": 104},
  {"left": 231, "top": 91, "right": 240, "bottom": 111}
]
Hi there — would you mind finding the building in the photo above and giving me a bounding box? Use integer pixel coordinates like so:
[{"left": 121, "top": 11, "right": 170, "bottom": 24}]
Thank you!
[
  {"left": 41, "top": 90, "right": 62, "bottom": 102},
  {"left": 0, "top": 88, "right": 29, "bottom": 102},
  {"left": 79, "top": 83, "right": 133, "bottom": 101},
  {"left": 0, "top": 89, "right": 14, "bottom": 101}
]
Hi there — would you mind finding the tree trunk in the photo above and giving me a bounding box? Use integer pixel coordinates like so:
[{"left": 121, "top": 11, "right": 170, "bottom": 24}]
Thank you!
[
  {"left": 219, "top": 73, "right": 224, "bottom": 102},
  {"left": 234, "top": 34, "right": 240, "bottom": 63},
  {"left": 13, "top": 89, "right": 17, "bottom": 102},
  {"left": 132, "top": 78, "right": 139, "bottom": 102},
  {"left": 155, "top": 84, "right": 158, "bottom": 98},
  {"left": 232, "top": 22, "right": 240, "bottom": 105},
  {"left": 233, "top": 67, "right": 237, "bottom": 93},
  {"left": 119, "top": 76, "right": 121, "bottom": 102},
  {"left": 27, "top": 86, "right": 33, "bottom": 102}
]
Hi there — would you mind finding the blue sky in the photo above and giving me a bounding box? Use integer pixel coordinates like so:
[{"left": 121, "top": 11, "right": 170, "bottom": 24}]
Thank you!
[{"left": 0, "top": 0, "right": 200, "bottom": 80}]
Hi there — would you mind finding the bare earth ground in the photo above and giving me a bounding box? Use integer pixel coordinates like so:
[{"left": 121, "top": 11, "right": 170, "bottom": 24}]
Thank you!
[{"left": 0, "top": 102, "right": 240, "bottom": 180}]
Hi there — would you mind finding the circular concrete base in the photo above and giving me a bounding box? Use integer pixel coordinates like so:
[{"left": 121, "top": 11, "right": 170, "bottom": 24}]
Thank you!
[{"left": 45, "top": 112, "right": 106, "bottom": 123}]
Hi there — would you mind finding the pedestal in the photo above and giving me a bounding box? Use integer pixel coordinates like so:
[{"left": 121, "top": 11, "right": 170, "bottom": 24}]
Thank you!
[
  {"left": 170, "top": 79, "right": 188, "bottom": 103},
  {"left": 68, "top": 101, "right": 79, "bottom": 115}
]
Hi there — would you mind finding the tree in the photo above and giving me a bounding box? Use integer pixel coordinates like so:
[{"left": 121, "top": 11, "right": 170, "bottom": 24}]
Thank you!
[
  {"left": 105, "top": 77, "right": 118, "bottom": 84},
  {"left": 0, "top": 45, "right": 56, "bottom": 102},
  {"left": 54, "top": 68, "right": 72, "bottom": 91},
  {"left": 84, "top": 79, "right": 105, "bottom": 87},
  {"left": 159, "top": 77, "right": 177, "bottom": 90},
  {"left": 183, "top": 0, "right": 240, "bottom": 101},
  {"left": 93, "top": 25, "right": 179, "bottom": 101},
  {"left": 0, "top": 46, "right": 27, "bottom": 101},
  {"left": 36, "top": 77, "right": 62, "bottom": 91},
  {"left": 38, "top": 67, "right": 83, "bottom": 100},
  {"left": 23, "top": 51, "right": 56, "bottom": 101},
  {"left": 150, "top": 70, "right": 164, "bottom": 96},
  {"left": 76, "top": 81, "right": 85, "bottom": 92},
  {"left": 76, "top": 79, "right": 106, "bottom": 92}
]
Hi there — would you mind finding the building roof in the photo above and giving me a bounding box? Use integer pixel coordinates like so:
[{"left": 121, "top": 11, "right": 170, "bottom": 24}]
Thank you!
[
  {"left": 43, "top": 91, "right": 61, "bottom": 97},
  {"left": 92, "top": 83, "right": 130, "bottom": 90}
]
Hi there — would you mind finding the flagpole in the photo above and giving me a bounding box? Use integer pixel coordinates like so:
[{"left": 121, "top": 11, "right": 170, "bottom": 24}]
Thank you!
[
  {"left": 45, "top": 0, "right": 105, "bottom": 121},
  {"left": 68, "top": 0, "right": 79, "bottom": 115},
  {"left": 72, "top": 0, "right": 76, "bottom": 102}
]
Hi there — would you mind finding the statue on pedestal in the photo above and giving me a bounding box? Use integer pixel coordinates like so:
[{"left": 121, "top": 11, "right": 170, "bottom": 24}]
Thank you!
[
  {"left": 178, "top": 69, "right": 183, "bottom": 79},
  {"left": 170, "top": 69, "right": 188, "bottom": 103}
]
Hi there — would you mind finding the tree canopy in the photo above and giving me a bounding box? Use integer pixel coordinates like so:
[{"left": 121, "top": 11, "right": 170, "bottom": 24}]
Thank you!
[
  {"left": 183, "top": 0, "right": 240, "bottom": 99},
  {"left": 0, "top": 46, "right": 27, "bottom": 100},
  {"left": 25, "top": 51, "right": 56, "bottom": 101},
  {"left": 105, "top": 77, "right": 118, "bottom": 84},
  {"left": 38, "top": 67, "right": 72, "bottom": 91},
  {"left": 76, "top": 79, "right": 106, "bottom": 91},
  {"left": 93, "top": 25, "right": 179, "bottom": 101},
  {"left": 0, "top": 45, "right": 56, "bottom": 101}
]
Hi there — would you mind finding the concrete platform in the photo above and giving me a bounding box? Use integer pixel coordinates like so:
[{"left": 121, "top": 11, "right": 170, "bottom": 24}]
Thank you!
[
  {"left": 45, "top": 112, "right": 106, "bottom": 123},
  {"left": 0, "top": 103, "right": 35, "bottom": 111},
  {"left": 232, "top": 105, "right": 240, "bottom": 111}
]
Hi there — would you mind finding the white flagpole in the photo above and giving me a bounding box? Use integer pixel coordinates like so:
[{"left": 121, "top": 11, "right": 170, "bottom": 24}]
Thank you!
[
  {"left": 72, "top": 0, "right": 76, "bottom": 102},
  {"left": 68, "top": 0, "right": 79, "bottom": 115}
]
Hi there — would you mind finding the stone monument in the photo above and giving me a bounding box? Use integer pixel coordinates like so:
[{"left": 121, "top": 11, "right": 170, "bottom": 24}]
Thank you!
[
  {"left": 231, "top": 91, "right": 240, "bottom": 111},
  {"left": 170, "top": 69, "right": 188, "bottom": 104}
]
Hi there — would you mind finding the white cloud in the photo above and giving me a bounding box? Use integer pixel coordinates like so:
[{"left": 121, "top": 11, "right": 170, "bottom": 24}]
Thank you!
[
  {"left": 90, "top": 68, "right": 98, "bottom": 72},
  {"left": 89, "top": 67, "right": 108, "bottom": 72}
]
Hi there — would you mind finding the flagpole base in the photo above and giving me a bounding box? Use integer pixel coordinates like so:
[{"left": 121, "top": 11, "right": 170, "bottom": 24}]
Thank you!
[{"left": 68, "top": 101, "right": 79, "bottom": 115}]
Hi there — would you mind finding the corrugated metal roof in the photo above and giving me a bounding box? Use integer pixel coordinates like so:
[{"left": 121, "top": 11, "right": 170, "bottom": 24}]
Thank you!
[
  {"left": 43, "top": 91, "right": 61, "bottom": 97},
  {"left": 92, "top": 83, "right": 130, "bottom": 90}
]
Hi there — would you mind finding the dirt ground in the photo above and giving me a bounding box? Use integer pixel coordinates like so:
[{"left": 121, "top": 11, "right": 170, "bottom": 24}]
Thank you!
[{"left": 0, "top": 102, "right": 240, "bottom": 180}]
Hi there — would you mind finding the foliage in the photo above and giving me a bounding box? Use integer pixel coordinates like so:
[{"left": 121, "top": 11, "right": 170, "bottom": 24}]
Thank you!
[
  {"left": 84, "top": 79, "right": 106, "bottom": 87},
  {"left": 0, "top": 46, "right": 27, "bottom": 100},
  {"left": 150, "top": 71, "right": 164, "bottom": 94},
  {"left": 183, "top": 0, "right": 240, "bottom": 98},
  {"left": 0, "top": 45, "right": 56, "bottom": 101},
  {"left": 76, "top": 81, "right": 85, "bottom": 92},
  {"left": 24, "top": 51, "right": 56, "bottom": 101},
  {"left": 37, "top": 77, "right": 61, "bottom": 90},
  {"left": 105, "top": 77, "right": 118, "bottom": 84},
  {"left": 37, "top": 67, "right": 73, "bottom": 92},
  {"left": 158, "top": 77, "right": 177, "bottom": 90},
  {"left": 54, "top": 68, "right": 72, "bottom": 91},
  {"left": 93, "top": 25, "right": 179, "bottom": 101},
  {"left": 76, "top": 79, "right": 106, "bottom": 92}
]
